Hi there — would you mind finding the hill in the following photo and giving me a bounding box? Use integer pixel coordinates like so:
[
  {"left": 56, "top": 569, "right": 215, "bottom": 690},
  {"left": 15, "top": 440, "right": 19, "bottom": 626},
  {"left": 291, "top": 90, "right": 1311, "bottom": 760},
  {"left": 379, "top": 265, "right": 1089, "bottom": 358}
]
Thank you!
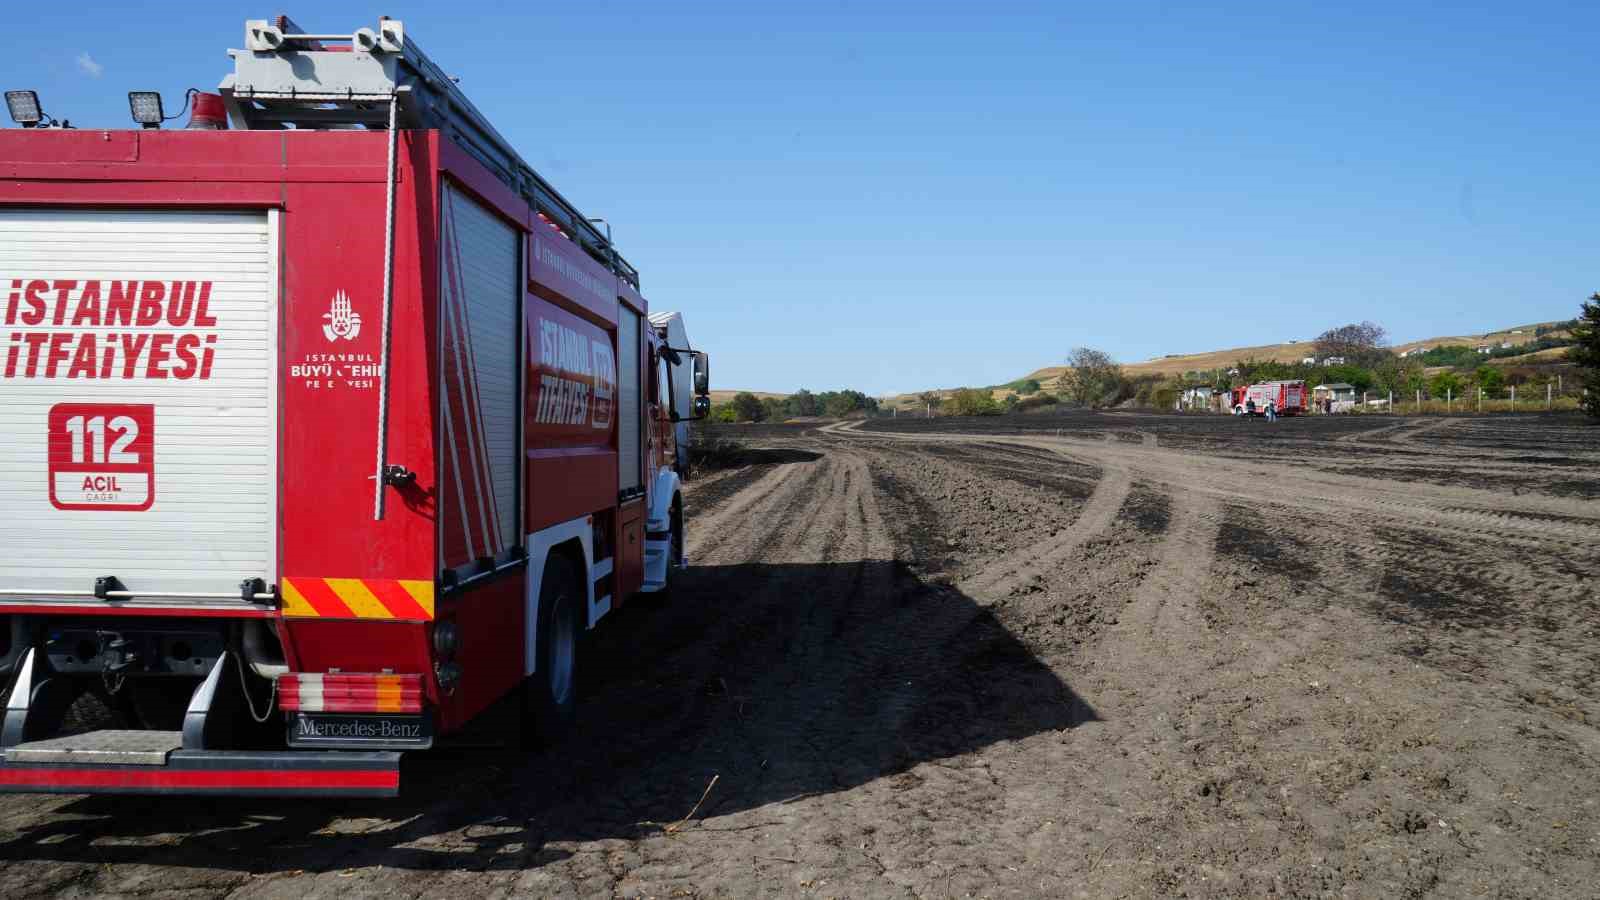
[
  {"left": 723, "top": 319, "right": 1577, "bottom": 412},
  {"left": 1005, "top": 320, "right": 1574, "bottom": 396}
]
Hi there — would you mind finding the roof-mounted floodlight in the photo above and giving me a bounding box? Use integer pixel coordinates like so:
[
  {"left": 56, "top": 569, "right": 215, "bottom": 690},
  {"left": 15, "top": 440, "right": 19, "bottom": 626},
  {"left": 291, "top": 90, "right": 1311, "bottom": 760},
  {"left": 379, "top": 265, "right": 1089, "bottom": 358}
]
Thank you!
[
  {"left": 128, "top": 91, "right": 164, "bottom": 128},
  {"left": 6, "top": 90, "right": 42, "bottom": 127}
]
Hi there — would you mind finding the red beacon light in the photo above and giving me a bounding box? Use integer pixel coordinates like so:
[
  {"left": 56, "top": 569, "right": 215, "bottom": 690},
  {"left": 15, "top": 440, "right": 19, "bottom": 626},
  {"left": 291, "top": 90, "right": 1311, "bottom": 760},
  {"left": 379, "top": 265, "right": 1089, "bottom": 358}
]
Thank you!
[{"left": 186, "top": 92, "right": 228, "bottom": 130}]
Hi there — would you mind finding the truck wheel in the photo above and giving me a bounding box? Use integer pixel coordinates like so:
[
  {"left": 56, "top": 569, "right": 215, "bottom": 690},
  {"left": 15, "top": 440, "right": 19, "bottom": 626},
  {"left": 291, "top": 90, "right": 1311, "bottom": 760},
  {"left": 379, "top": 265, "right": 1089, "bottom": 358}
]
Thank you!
[{"left": 524, "top": 555, "right": 580, "bottom": 746}]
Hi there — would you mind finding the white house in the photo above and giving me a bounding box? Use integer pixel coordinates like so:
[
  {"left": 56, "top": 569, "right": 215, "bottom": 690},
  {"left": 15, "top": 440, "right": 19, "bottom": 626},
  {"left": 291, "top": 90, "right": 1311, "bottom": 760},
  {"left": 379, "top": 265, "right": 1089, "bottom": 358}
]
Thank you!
[
  {"left": 1322, "top": 356, "right": 1346, "bottom": 366},
  {"left": 1301, "top": 356, "right": 1316, "bottom": 365}
]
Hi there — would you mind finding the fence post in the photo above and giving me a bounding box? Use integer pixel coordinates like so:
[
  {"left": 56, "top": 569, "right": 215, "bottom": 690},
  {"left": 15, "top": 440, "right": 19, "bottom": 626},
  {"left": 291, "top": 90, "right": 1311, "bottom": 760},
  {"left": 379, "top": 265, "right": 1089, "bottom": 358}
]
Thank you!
[
  {"left": 1448, "top": 387, "right": 1452, "bottom": 412},
  {"left": 1417, "top": 389, "right": 1422, "bottom": 413},
  {"left": 1478, "top": 389, "right": 1482, "bottom": 413},
  {"left": 1510, "top": 385, "right": 1515, "bottom": 409},
  {"left": 1548, "top": 383, "right": 1553, "bottom": 410}
]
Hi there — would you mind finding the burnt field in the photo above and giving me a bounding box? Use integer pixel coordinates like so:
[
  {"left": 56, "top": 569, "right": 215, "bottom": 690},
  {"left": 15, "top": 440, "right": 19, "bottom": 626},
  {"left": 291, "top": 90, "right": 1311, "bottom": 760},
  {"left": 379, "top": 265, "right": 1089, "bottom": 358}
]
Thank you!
[{"left": 1, "top": 413, "right": 1597, "bottom": 897}]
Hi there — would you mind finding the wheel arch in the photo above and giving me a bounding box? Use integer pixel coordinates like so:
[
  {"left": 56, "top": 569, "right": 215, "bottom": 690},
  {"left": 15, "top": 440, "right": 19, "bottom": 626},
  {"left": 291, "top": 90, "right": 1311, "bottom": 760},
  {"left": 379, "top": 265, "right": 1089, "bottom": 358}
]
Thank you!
[{"left": 523, "top": 517, "right": 598, "bottom": 678}]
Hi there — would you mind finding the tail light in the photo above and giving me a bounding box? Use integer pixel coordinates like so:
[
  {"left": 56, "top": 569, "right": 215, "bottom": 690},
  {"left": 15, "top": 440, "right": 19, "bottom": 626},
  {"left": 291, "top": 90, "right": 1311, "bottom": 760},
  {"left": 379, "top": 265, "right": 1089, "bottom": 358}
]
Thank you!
[{"left": 278, "top": 672, "right": 423, "bottom": 713}]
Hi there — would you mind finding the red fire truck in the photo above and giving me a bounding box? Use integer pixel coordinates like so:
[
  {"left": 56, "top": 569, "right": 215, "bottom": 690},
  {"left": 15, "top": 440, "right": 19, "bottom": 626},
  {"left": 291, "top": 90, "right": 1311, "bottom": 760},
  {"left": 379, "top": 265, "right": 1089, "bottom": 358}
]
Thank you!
[
  {"left": 0, "top": 17, "right": 709, "bottom": 796},
  {"left": 1230, "top": 380, "right": 1308, "bottom": 417}
]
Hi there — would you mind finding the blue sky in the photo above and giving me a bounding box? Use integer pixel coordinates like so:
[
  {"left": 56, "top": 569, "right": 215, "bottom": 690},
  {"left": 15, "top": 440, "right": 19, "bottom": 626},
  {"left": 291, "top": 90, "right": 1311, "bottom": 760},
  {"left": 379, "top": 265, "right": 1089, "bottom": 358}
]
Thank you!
[{"left": 5, "top": 2, "right": 1595, "bottom": 394}]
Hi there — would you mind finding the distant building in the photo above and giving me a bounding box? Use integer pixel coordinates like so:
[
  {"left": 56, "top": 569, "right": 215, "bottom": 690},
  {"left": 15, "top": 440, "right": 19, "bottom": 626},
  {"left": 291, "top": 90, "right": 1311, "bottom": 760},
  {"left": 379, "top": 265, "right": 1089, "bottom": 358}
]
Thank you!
[
  {"left": 1313, "top": 383, "right": 1358, "bottom": 405},
  {"left": 1301, "top": 356, "right": 1316, "bottom": 365},
  {"left": 1476, "top": 346, "right": 1491, "bottom": 354},
  {"left": 1499, "top": 340, "right": 1513, "bottom": 349},
  {"left": 1177, "top": 386, "right": 1219, "bottom": 412},
  {"left": 1322, "top": 356, "right": 1346, "bottom": 366}
]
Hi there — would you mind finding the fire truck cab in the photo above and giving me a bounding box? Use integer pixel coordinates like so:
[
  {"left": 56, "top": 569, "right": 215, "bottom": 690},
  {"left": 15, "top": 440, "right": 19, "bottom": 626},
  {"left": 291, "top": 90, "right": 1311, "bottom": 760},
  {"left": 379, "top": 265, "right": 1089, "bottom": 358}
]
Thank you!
[{"left": 0, "top": 17, "right": 709, "bottom": 796}]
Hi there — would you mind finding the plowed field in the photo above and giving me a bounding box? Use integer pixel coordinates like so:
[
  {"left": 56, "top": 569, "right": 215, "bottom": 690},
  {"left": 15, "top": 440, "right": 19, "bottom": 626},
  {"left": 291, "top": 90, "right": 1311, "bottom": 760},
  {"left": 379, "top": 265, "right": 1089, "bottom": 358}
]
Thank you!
[{"left": 1, "top": 411, "right": 1596, "bottom": 898}]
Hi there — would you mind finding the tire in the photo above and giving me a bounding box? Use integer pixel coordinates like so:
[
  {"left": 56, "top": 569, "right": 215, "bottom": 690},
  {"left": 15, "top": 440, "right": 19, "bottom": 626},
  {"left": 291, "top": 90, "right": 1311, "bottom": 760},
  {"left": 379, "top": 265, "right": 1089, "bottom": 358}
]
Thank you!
[{"left": 524, "top": 554, "right": 581, "bottom": 746}]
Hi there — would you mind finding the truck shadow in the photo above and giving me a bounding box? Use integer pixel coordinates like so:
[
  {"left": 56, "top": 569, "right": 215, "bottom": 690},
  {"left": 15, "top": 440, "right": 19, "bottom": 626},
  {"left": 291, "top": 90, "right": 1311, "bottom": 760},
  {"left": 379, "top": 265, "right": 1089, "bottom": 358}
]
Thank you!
[{"left": 0, "top": 560, "right": 1095, "bottom": 874}]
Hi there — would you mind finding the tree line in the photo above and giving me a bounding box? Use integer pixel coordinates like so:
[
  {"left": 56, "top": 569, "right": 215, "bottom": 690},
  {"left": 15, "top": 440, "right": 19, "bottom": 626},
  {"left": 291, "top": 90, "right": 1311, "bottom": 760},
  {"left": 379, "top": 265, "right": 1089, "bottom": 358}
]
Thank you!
[
  {"left": 707, "top": 296, "right": 1600, "bottom": 422},
  {"left": 711, "top": 388, "right": 878, "bottom": 423}
]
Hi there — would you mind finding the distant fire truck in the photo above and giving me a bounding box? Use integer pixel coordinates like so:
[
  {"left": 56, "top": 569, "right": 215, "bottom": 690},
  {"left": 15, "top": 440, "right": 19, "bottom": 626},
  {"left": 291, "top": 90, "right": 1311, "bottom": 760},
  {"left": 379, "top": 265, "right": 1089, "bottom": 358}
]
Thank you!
[
  {"left": 1230, "top": 380, "right": 1307, "bottom": 416},
  {"left": 0, "top": 17, "right": 709, "bottom": 796}
]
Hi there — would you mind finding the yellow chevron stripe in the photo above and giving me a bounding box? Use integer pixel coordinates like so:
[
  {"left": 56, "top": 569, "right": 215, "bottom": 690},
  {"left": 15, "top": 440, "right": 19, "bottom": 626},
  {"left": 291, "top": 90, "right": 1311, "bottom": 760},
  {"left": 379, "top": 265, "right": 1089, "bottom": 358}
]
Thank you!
[
  {"left": 398, "top": 579, "right": 436, "bottom": 618},
  {"left": 280, "top": 579, "right": 319, "bottom": 617},
  {"left": 323, "top": 578, "right": 394, "bottom": 620}
]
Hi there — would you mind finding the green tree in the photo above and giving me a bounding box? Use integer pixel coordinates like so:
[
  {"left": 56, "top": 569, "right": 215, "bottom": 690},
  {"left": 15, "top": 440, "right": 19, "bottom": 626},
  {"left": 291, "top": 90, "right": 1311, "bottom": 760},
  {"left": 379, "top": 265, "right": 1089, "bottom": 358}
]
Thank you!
[
  {"left": 1061, "top": 347, "right": 1125, "bottom": 408},
  {"left": 1472, "top": 366, "right": 1505, "bottom": 398},
  {"left": 820, "top": 389, "right": 874, "bottom": 417},
  {"left": 916, "top": 391, "right": 942, "bottom": 417},
  {"left": 785, "top": 389, "right": 818, "bottom": 418},
  {"left": 1415, "top": 345, "right": 1481, "bottom": 367},
  {"left": 1569, "top": 293, "right": 1600, "bottom": 419},
  {"left": 761, "top": 396, "right": 788, "bottom": 421},
  {"left": 708, "top": 403, "right": 737, "bottom": 423},
  {"left": 1373, "top": 355, "right": 1424, "bottom": 396},
  {"left": 731, "top": 391, "right": 765, "bottom": 422},
  {"left": 1234, "top": 357, "right": 1296, "bottom": 383},
  {"left": 1322, "top": 364, "right": 1375, "bottom": 394},
  {"left": 1428, "top": 371, "right": 1463, "bottom": 400},
  {"left": 946, "top": 388, "right": 1001, "bottom": 416}
]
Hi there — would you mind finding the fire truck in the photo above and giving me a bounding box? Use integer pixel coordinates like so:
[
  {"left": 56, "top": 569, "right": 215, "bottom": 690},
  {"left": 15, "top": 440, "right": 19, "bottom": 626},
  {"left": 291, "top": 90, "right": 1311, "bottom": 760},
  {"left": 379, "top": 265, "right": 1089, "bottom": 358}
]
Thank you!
[
  {"left": 0, "top": 17, "right": 709, "bottom": 796},
  {"left": 1230, "top": 380, "right": 1308, "bottom": 417}
]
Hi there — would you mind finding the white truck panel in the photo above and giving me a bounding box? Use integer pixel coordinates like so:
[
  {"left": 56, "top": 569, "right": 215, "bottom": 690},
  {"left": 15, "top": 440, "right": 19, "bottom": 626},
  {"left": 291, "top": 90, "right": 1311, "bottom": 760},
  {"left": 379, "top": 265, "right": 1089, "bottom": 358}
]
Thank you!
[{"left": 0, "top": 209, "right": 277, "bottom": 604}]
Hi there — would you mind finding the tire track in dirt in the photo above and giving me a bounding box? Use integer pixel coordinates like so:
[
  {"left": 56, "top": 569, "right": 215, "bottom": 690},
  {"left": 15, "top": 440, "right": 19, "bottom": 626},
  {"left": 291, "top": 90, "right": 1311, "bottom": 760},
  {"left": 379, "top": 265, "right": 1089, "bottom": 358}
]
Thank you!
[
  {"left": 957, "top": 456, "right": 1131, "bottom": 601},
  {"left": 1108, "top": 484, "right": 1220, "bottom": 653}
]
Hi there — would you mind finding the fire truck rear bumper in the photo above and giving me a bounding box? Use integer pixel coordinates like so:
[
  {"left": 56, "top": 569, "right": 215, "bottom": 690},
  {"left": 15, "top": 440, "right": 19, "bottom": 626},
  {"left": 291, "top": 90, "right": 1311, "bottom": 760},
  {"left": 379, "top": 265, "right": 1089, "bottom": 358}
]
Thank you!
[{"left": 0, "top": 748, "right": 401, "bottom": 797}]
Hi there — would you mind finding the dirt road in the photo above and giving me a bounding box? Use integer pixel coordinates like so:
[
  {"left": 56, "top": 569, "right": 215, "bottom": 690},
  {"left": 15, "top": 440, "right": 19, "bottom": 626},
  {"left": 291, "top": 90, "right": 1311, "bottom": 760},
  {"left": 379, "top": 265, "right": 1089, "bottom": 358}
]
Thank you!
[{"left": 1, "top": 412, "right": 1596, "bottom": 897}]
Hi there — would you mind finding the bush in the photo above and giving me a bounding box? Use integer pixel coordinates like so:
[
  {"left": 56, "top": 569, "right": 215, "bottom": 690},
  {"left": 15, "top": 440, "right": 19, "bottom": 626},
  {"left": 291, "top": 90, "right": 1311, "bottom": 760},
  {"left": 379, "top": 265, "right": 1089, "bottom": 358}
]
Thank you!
[
  {"left": 946, "top": 388, "right": 1002, "bottom": 416},
  {"left": 1015, "top": 392, "right": 1059, "bottom": 412},
  {"left": 731, "top": 392, "right": 765, "bottom": 422},
  {"left": 1472, "top": 366, "right": 1505, "bottom": 397},
  {"left": 686, "top": 434, "right": 747, "bottom": 475},
  {"left": 1428, "top": 371, "right": 1463, "bottom": 399},
  {"left": 1061, "top": 347, "right": 1125, "bottom": 408},
  {"left": 1568, "top": 294, "right": 1600, "bottom": 419}
]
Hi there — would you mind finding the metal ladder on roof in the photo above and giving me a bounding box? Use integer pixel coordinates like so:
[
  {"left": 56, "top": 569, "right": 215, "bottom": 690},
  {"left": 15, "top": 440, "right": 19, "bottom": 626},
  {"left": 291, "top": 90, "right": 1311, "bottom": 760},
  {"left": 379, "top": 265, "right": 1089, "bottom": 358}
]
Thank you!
[{"left": 218, "top": 15, "right": 634, "bottom": 286}]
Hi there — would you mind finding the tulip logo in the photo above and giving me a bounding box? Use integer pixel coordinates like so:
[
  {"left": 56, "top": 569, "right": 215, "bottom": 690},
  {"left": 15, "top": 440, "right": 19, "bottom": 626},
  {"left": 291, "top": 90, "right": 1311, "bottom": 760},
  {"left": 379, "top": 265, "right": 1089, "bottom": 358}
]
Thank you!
[{"left": 321, "top": 290, "right": 362, "bottom": 342}]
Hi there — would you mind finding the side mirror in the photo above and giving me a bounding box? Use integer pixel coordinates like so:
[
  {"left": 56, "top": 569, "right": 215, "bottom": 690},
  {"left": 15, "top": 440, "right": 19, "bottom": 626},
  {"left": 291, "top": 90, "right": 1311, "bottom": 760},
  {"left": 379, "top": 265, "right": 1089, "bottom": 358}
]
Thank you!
[
  {"left": 694, "top": 395, "right": 711, "bottom": 419},
  {"left": 693, "top": 351, "right": 709, "bottom": 396}
]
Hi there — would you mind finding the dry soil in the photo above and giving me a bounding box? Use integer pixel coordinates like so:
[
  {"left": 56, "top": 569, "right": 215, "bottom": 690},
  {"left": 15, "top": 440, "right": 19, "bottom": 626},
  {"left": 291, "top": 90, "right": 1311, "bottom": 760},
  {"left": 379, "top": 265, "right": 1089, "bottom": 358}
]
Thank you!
[{"left": 1, "top": 411, "right": 1597, "bottom": 898}]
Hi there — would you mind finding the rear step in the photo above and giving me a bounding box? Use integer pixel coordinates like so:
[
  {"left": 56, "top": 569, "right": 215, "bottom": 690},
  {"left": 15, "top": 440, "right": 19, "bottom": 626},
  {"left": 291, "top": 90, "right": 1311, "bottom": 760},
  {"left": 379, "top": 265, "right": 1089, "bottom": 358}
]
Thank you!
[
  {"left": 0, "top": 650, "right": 402, "bottom": 797},
  {"left": 6, "top": 730, "right": 180, "bottom": 766}
]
